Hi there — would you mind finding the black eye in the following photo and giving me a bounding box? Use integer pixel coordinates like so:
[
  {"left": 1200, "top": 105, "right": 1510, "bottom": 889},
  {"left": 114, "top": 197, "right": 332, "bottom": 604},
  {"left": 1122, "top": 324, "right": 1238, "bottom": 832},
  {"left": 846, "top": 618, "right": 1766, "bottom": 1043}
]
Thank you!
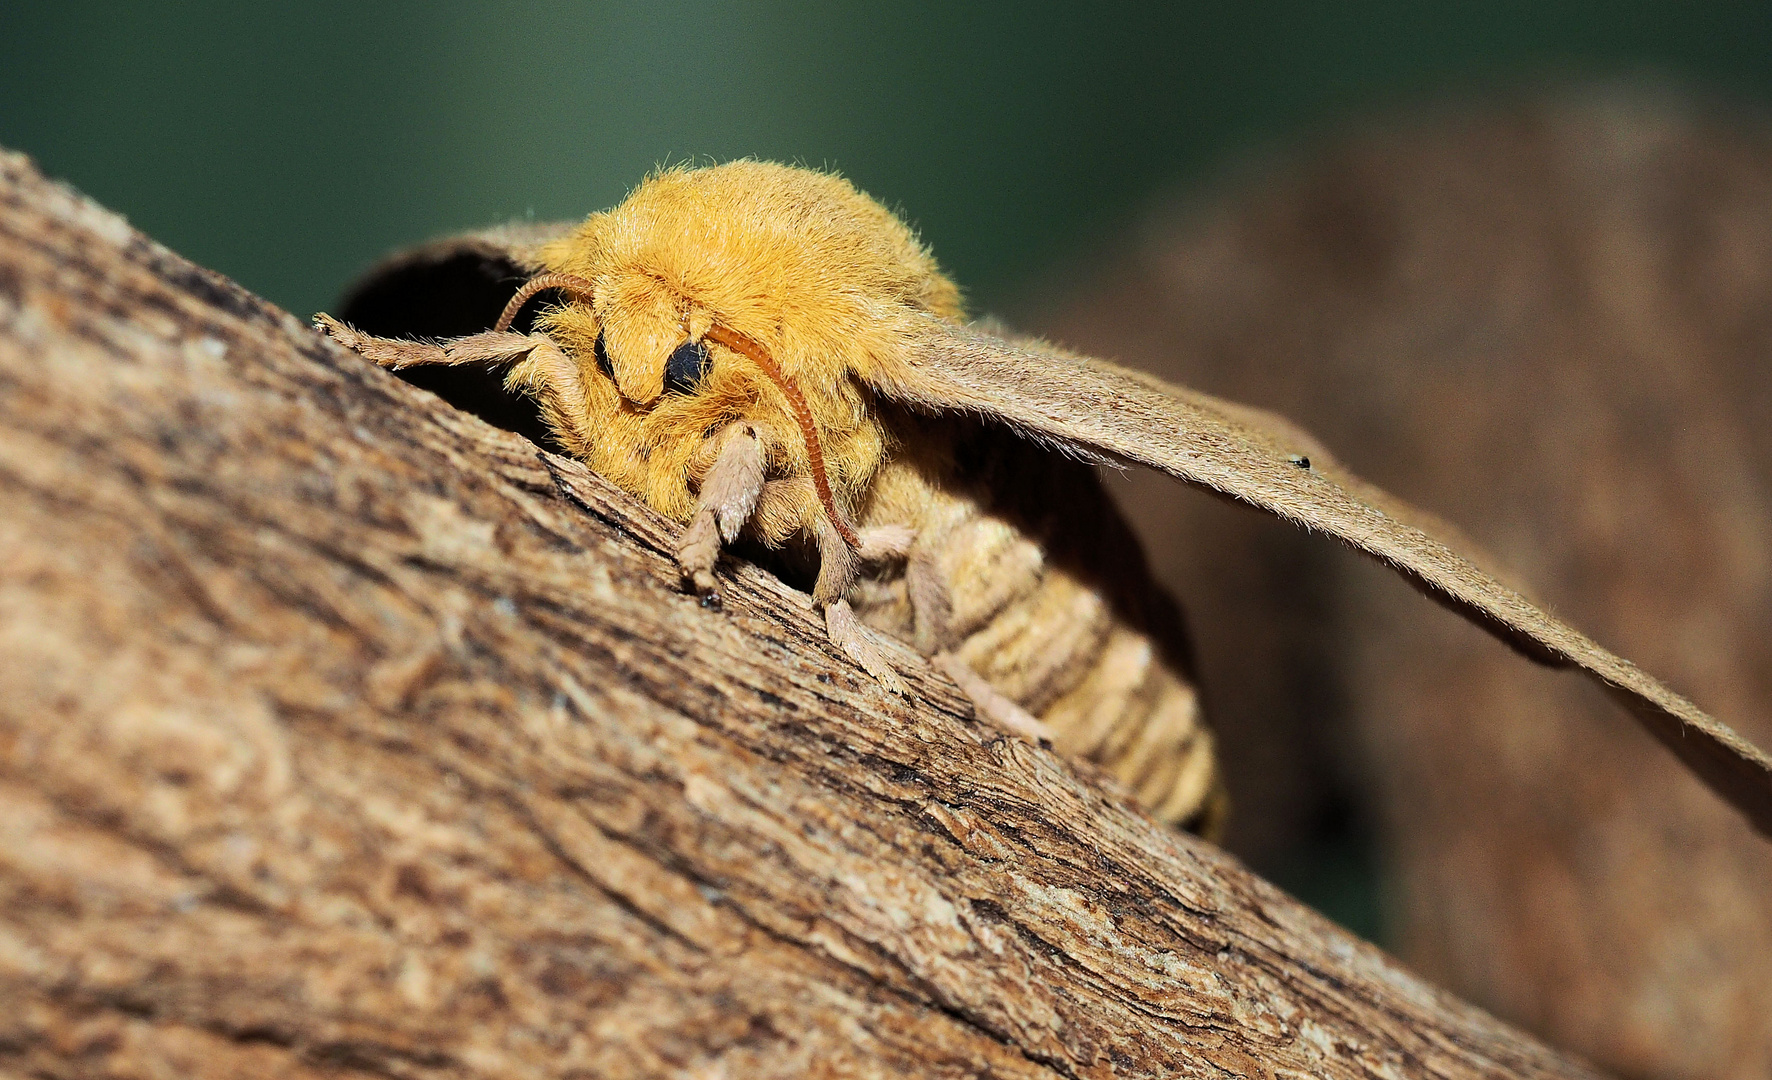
[
  {"left": 593, "top": 331, "right": 614, "bottom": 379},
  {"left": 664, "top": 339, "right": 711, "bottom": 395}
]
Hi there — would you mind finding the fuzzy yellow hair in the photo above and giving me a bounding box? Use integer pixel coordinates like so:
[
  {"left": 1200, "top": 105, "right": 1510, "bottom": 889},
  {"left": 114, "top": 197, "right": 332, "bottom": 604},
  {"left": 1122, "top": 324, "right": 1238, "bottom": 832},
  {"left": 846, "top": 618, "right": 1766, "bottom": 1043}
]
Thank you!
[{"left": 532, "top": 160, "right": 964, "bottom": 531}]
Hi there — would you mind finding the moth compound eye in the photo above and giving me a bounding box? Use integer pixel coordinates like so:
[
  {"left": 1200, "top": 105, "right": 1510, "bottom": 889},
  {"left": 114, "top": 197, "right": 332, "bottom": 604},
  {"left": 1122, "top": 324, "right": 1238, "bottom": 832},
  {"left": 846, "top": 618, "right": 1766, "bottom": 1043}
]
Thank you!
[
  {"left": 593, "top": 331, "right": 614, "bottom": 379},
  {"left": 664, "top": 339, "right": 711, "bottom": 395}
]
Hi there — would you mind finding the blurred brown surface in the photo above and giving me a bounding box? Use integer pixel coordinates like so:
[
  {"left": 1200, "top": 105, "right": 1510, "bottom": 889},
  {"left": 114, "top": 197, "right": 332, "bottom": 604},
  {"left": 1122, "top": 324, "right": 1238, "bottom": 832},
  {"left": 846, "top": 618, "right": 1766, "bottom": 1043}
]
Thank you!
[{"left": 1028, "top": 89, "right": 1772, "bottom": 1079}]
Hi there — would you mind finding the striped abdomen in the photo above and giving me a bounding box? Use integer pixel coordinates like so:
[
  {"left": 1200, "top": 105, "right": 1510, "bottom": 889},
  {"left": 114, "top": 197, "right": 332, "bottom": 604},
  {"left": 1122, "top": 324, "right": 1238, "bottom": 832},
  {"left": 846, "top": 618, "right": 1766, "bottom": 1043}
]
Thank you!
[{"left": 850, "top": 412, "right": 1224, "bottom": 834}]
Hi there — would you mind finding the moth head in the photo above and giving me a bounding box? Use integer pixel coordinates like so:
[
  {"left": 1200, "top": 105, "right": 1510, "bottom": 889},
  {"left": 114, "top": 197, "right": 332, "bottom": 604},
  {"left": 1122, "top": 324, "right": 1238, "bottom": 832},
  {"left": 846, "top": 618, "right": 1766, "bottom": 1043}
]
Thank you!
[
  {"left": 541, "top": 160, "right": 958, "bottom": 380},
  {"left": 501, "top": 160, "right": 964, "bottom": 527}
]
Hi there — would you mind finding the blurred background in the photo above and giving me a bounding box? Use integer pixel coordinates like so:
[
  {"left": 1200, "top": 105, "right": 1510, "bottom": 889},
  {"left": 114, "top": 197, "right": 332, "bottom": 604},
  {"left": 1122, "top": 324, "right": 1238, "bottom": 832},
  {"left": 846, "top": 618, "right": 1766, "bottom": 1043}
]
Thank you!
[
  {"left": 6, "top": 3, "right": 1772, "bottom": 1077},
  {"left": 2, "top": 2, "right": 1766, "bottom": 317}
]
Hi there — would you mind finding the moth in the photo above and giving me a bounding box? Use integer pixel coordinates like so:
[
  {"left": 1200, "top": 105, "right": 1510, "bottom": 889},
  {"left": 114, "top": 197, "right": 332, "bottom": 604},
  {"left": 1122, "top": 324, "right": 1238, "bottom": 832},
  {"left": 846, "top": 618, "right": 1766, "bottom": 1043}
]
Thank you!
[{"left": 315, "top": 160, "right": 1772, "bottom": 839}]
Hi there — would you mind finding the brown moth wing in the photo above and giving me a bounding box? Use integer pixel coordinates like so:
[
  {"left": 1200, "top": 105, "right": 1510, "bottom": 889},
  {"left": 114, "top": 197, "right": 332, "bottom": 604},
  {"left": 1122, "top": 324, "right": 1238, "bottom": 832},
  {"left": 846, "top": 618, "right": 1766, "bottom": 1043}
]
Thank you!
[{"left": 878, "top": 319, "right": 1772, "bottom": 836}]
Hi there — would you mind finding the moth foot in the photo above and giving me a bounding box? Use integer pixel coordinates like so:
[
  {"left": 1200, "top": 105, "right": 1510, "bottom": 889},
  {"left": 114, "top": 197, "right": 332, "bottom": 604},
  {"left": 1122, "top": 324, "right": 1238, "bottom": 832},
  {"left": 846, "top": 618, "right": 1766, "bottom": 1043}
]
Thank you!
[
  {"left": 826, "top": 599, "right": 905, "bottom": 694},
  {"left": 933, "top": 651, "right": 1052, "bottom": 743},
  {"left": 677, "top": 508, "right": 723, "bottom": 600},
  {"left": 311, "top": 312, "right": 357, "bottom": 345}
]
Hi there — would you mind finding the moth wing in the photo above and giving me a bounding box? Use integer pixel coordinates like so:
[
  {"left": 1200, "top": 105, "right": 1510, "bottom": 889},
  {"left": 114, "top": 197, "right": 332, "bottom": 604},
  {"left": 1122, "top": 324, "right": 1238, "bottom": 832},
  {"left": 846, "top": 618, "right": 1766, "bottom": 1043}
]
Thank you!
[{"left": 876, "top": 318, "right": 1772, "bottom": 835}]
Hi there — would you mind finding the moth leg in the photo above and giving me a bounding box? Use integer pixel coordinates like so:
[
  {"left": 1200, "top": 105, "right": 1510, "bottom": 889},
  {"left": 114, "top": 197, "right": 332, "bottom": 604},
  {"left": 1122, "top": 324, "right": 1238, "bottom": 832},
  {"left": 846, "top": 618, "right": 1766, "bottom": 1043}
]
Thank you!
[
  {"left": 826, "top": 600, "right": 906, "bottom": 694},
  {"left": 903, "top": 547, "right": 1053, "bottom": 741},
  {"left": 905, "top": 546, "right": 955, "bottom": 654},
  {"left": 854, "top": 525, "right": 915, "bottom": 562},
  {"left": 315, "top": 314, "right": 555, "bottom": 372},
  {"left": 502, "top": 335, "right": 594, "bottom": 455},
  {"left": 677, "top": 423, "right": 766, "bottom": 599},
  {"left": 316, "top": 315, "right": 594, "bottom": 453},
  {"left": 932, "top": 652, "right": 1052, "bottom": 742},
  {"left": 814, "top": 520, "right": 905, "bottom": 693},
  {"left": 314, "top": 313, "right": 453, "bottom": 367}
]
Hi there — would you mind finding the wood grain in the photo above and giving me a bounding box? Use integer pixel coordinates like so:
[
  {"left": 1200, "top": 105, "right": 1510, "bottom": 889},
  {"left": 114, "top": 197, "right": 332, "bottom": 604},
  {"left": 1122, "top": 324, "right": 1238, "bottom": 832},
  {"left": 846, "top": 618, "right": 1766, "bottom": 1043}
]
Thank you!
[{"left": 0, "top": 148, "right": 1603, "bottom": 1078}]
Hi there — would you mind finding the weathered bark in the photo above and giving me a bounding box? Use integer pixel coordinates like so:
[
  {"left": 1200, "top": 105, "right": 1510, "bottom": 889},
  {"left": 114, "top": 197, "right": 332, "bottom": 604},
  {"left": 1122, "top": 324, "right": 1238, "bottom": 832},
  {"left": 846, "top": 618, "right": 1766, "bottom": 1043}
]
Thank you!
[
  {"left": 1035, "top": 91, "right": 1772, "bottom": 1080},
  {"left": 0, "top": 152, "right": 1613, "bottom": 1077}
]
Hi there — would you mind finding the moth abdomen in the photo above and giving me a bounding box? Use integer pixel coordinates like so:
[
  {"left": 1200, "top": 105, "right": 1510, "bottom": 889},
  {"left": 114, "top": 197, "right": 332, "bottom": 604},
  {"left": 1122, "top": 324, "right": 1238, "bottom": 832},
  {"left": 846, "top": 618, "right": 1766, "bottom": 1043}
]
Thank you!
[{"left": 852, "top": 411, "right": 1223, "bottom": 833}]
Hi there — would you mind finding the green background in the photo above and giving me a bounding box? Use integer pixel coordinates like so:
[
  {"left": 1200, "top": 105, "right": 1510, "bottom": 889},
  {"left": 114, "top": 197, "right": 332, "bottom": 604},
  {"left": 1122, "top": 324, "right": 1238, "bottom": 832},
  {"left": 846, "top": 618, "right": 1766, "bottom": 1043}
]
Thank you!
[
  {"left": 4, "top": 2, "right": 1768, "bottom": 320},
  {"left": 5, "top": 1, "right": 1768, "bottom": 943}
]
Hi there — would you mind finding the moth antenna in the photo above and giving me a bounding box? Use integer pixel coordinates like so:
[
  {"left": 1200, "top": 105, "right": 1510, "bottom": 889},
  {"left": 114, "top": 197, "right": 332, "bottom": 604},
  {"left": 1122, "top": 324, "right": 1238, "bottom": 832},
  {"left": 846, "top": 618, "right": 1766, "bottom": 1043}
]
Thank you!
[
  {"left": 701, "top": 323, "right": 861, "bottom": 549},
  {"left": 496, "top": 272, "right": 600, "bottom": 332}
]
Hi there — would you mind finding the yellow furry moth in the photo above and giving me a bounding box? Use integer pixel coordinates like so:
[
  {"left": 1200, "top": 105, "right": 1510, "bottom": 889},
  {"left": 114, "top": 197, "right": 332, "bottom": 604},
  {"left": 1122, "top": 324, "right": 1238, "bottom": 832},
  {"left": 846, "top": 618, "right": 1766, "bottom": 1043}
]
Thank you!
[{"left": 316, "top": 160, "right": 1772, "bottom": 838}]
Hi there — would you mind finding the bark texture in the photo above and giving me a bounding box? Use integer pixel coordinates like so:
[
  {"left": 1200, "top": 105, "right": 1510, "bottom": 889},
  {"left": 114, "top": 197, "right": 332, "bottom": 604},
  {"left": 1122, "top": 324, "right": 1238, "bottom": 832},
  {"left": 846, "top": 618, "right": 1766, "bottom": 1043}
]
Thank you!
[
  {"left": 0, "top": 152, "right": 1610, "bottom": 1077},
  {"left": 1034, "top": 89, "right": 1772, "bottom": 1080}
]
